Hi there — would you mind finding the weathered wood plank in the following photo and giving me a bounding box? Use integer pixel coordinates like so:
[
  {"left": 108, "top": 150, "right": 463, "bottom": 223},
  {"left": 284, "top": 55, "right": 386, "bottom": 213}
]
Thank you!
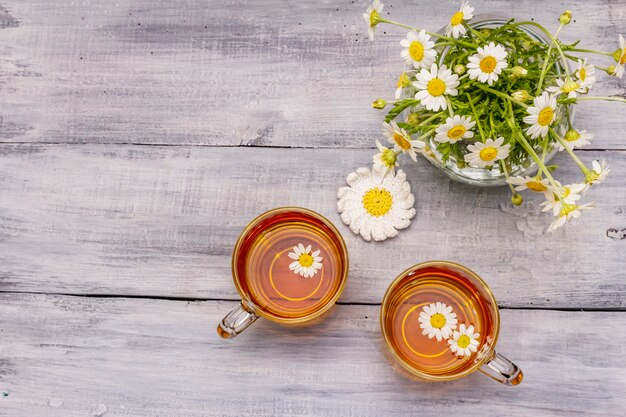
[
  {"left": 0, "top": 144, "right": 624, "bottom": 308},
  {"left": 0, "top": 0, "right": 624, "bottom": 148},
  {"left": 0, "top": 294, "right": 624, "bottom": 417}
]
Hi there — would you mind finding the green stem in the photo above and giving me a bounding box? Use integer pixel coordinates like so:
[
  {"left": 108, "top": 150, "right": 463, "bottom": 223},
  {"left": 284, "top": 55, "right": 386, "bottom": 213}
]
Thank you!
[
  {"left": 499, "top": 160, "right": 518, "bottom": 195},
  {"left": 512, "top": 21, "right": 570, "bottom": 80},
  {"left": 417, "top": 112, "right": 445, "bottom": 127},
  {"left": 466, "top": 93, "right": 486, "bottom": 142},
  {"left": 516, "top": 132, "right": 559, "bottom": 189},
  {"left": 474, "top": 83, "right": 528, "bottom": 108},
  {"left": 574, "top": 96, "right": 626, "bottom": 104},
  {"left": 379, "top": 18, "right": 478, "bottom": 49},
  {"left": 565, "top": 47, "right": 614, "bottom": 57},
  {"left": 536, "top": 24, "right": 563, "bottom": 94},
  {"left": 549, "top": 127, "right": 590, "bottom": 175}
]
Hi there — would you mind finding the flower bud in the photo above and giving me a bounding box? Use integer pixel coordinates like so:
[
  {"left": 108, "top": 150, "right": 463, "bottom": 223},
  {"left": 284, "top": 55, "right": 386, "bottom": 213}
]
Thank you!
[
  {"left": 521, "top": 40, "right": 533, "bottom": 51},
  {"left": 480, "top": 28, "right": 491, "bottom": 36},
  {"left": 511, "top": 90, "right": 530, "bottom": 102},
  {"left": 559, "top": 10, "right": 572, "bottom": 25},
  {"left": 406, "top": 112, "right": 421, "bottom": 125},
  {"left": 510, "top": 66, "right": 528, "bottom": 79},
  {"left": 511, "top": 193, "right": 523, "bottom": 206},
  {"left": 453, "top": 64, "right": 466, "bottom": 75},
  {"left": 372, "top": 98, "right": 387, "bottom": 109},
  {"left": 607, "top": 64, "right": 618, "bottom": 76}
]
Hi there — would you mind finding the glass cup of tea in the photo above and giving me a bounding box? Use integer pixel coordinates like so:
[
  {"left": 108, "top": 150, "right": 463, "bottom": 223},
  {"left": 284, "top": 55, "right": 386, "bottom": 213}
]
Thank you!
[
  {"left": 380, "top": 261, "right": 523, "bottom": 385},
  {"left": 217, "top": 207, "right": 349, "bottom": 338}
]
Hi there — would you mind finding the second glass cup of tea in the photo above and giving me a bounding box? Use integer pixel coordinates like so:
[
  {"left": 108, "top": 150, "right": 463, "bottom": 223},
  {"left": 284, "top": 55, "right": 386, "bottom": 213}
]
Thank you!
[
  {"left": 380, "top": 261, "right": 523, "bottom": 385},
  {"left": 217, "top": 207, "right": 349, "bottom": 338}
]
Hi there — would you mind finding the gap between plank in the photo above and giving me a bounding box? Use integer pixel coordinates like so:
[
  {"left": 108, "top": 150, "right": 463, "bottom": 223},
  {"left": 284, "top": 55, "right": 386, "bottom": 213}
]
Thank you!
[{"left": 0, "top": 290, "right": 623, "bottom": 312}]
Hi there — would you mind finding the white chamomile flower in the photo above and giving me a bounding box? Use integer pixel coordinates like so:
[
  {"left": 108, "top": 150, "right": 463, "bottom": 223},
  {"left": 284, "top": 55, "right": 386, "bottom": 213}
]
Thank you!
[
  {"left": 413, "top": 63, "right": 460, "bottom": 111},
  {"left": 395, "top": 71, "right": 413, "bottom": 99},
  {"left": 559, "top": 129, "right": 592, "bottom": 151},
  {"left": 288, "top": 243, "right": 323, "bottom": 278},
  {"left": 588, "top": 160, "right": 610, "bottom": 184},
  {"left": 418, "top": 302, "right": 458, "bottom": 342},
  {"left": 467, "top": 42, "right": 509, "bottom": 86},
  {"left": 434, "top": 114, "right": 475, "bottom": 144},
  {"left": 464, "top": 137, "right": 511, "bottom": 168},
  {"left": 445, "top": 1, "right": 474, "bottom": 39},
  {"left": 337, "top": 167, "right": 415, "bottom": 242},
  {"left": 546, "top": 77, "right": 586, "bottom": 98},
  {"left": 547, "top": 202, "right": 594, "bottom": 233},
  {"left": 614, "top": 34, "right": 626, "bottom": 78},
  {"left": 448, "top": 323, "right": 480, "bottom": 357},
  {"left": 400, "top": 30, "right": 437, "bottom": 70},
  {"left": 575, "top": 58, "right": 596, "bottom": 89},
  {"left": 523, "top": 92, "right": 557, "bottom": 139},
  {"left": 506, "top": 175, "right": 550, "bottom": 193},
  {"left": 373, "top": 139, "right": 398, "bottom": 175},
  {"left": 382, "top": 121, "right": 425, "bottom": 162},
  {"left": 363, "top": 0, "right": 384, "bottom": 41},
  {"left": 541, "top": 182, "right": 589, "bottom": 215}
]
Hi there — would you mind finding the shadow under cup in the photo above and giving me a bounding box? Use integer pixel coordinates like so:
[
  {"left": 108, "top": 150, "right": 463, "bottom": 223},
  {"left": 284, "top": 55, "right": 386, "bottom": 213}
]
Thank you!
[
  {"left": 381, "top": 261, "right": 522, "bottom": 385},
  {"left": 218, "top": 207, "right": 349, "bottom": 338}
]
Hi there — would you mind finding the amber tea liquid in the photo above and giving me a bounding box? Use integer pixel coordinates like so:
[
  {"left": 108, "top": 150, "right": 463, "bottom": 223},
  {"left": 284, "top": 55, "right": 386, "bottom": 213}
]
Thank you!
[
  {"left": 382, "top": 263, "right": 498, "bottom": 378},
  {"left": 234, "top": 209, "right": 348, "bottom": 320}
]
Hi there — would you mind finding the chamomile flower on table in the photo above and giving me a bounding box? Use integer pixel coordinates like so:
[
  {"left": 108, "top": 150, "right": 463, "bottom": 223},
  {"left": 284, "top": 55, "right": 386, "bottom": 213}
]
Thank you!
[
  {"left": 506, "top": 175, "right": 550, "bottom": 193},
  {"left": 413, "top": 63, "right": 459, "bottom": 111},
  {"left": 372, "top": 139, "right": 398, "bottom": 175},
  {"left": 558, "top": 129, "right": 592, "bottom": 151},
  {"left": 467, "top": 42, "right": 508, "bottom": 86},
  {"left": 523, "top": 92, "right": 557, "bottom": 139},
  {"left": 464, "top": 137, "right": 511, "bottom": 168},
  {"left": 547, "top": 202, "right": 594, "bottom": 232},
  {"left": 614, "top": 34, "right": 626, "bottom": 78},
  {"left": 446, "top": 1, "right": 474, "bottom": 39},
  {"left": 448, "top": 324, "right": 480, "bottom": 357},
  {"left": 588, "top": 160, "right": 610, "bottom": 184},
  {"left": 434, "top": 114, "right": 476, "bottom": 144},
  {"left": 575, "top": 58, "right": 596, "bottom": 90},
  {"left": 546, "top": 77, "right": 586, "bottom": 98},
  {"left": 382, "top": 121, "right": 425, "bottom": 162},
  {"left": 363, "top": 0, "right": 384, "bottom": 41},
  {"left": 418, "top": 302, "right": 458, "bottom": 342},
  {"left": 541, "top": 182, "right": 589, "bottom": 215},
  {"left": 400, "top": 30, "right": 437, "bottom": 70},
  {"left": 336, "top": 167, "right": 415, "bottom": 242},
  {"left": 287, "top": 244, "right": 323, "bottom": 278}
]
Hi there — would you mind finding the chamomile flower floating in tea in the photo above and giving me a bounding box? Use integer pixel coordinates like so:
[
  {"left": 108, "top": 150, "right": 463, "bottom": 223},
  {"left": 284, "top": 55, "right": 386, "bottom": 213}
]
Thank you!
[
  {"left": 464, "top": 137, "right": 511, "bottom": 169},
  {"left": 336, "top": 167, "right": 415, "bottom": 242},
  {"left": 558, "top": 129, "right": 593, "bottom": 151},
  {"left": 287, "top": 243, "right": 323, "bottom": 278},
  {"left": 361, "top": 1, "right": 626, "bottom": 232},
  {"left": 445, "top": 1, "right": 474, "bottom": 39},
  {"left": 467, "top": 42, "right": 508, "bottom": 86},
  {"left": 434, "top": 115, "right": 476, "bottom": 144},
  {"left": 418, "top": 302, "right": 458, "bottom": 341},
  {"left": 400, "top": 30, "right": 437, "bottom": 70},
  {"left": 448, "top": 324, "right": 480, "bottom": 357}
]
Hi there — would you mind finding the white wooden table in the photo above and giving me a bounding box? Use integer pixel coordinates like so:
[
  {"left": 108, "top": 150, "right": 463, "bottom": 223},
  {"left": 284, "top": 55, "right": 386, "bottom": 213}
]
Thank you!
[{"left": 1, "top": 1, "right": 625, "bottom": 415}]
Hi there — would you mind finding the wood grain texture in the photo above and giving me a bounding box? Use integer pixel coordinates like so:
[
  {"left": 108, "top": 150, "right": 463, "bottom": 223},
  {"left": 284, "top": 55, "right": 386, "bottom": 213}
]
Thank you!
[
  {"left": 0, "top": 0, "right": 624, "bottom": 148},
  {"left": 1, "top": 294, "right": 624, "bottom": 417},
  {"left": 1, "top": 144, "right": 624, "bottom": 308}
]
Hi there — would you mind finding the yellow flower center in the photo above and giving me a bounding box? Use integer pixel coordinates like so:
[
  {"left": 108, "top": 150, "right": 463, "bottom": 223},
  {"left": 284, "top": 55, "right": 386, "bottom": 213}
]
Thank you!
[
  {"left": 562, "top": 78, "right": 580, "bottom": 93},
  {"left": 298, "top": 253, "right": 314, "bottom": 267},
  {"left": 565, "top": 130, "right": 580, "bottom": 142},
  {"left": 450, "top": 11, "right": 464, "bottom": 26},
  {"left": 369, "top": 10, "right": 381, "bottom": 27},
  {"left": 427, "top": 78, "right": 446, "bottom": 96},
  {"left": 479, "top": 147, "right": 498, "bottom": 161},
  {"left": 561, "top": 203, "right": 577, "bottom": 216},
  {"left": 430, "top": 313, "right": 446, "bottom": 329},
  {"left": 447, "top": 125, "right": 466, "bottom": 139},
  {"left": 362, "top": 188, "right": 393, "bottom": 217},
  {"left": 579, "top": 67, "right": 586, "bottom": 81},
  {"left": 479, "top": 56, "right": 497, "bottom": 73},
  {"left": 397, "top": 72, "right": 411, "bottom": 88},
  {"left": 393, "top": 132, "right": 412, "bottom": 150},
  {"left": 457, "top": 334, "right": 471, "bottom": 348},
  {"left": 620, "top": 49, "right": 626, "bottom": 65},
  {"left": 409, "top": 41, "right": 425, "bottom": 62},
  {"left": 537, "top": 107, "right": 554, "bottom": 126},
  {"left": 381, "top": 148, "right": 397, "bottom": 167},
  {"left": 561, "top": 187, "right": 571, "bottom": 198},
  {"left": 526, "top": 180, "right": 547, "bottom": 192}
]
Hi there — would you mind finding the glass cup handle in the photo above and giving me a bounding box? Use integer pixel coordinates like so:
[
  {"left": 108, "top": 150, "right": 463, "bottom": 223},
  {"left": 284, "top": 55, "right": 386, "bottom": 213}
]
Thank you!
[
  {"left": 478, "top": 350, "right": 523, "bottom": 386},
  {"left": 217, "top": 302, "right": 259, "bottom": 339}
]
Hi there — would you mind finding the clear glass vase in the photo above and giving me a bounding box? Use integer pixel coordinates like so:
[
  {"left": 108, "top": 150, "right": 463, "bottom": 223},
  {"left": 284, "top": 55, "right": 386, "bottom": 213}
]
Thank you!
[{"left": 418, "top": 16, "right": 569, "bottom": 187}]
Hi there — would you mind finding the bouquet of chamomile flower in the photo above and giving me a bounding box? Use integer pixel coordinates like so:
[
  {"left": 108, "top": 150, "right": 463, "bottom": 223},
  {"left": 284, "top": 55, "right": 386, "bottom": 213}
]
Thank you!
[{"left": 357, "top": 1, "right": 626, "bottom": 233}]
